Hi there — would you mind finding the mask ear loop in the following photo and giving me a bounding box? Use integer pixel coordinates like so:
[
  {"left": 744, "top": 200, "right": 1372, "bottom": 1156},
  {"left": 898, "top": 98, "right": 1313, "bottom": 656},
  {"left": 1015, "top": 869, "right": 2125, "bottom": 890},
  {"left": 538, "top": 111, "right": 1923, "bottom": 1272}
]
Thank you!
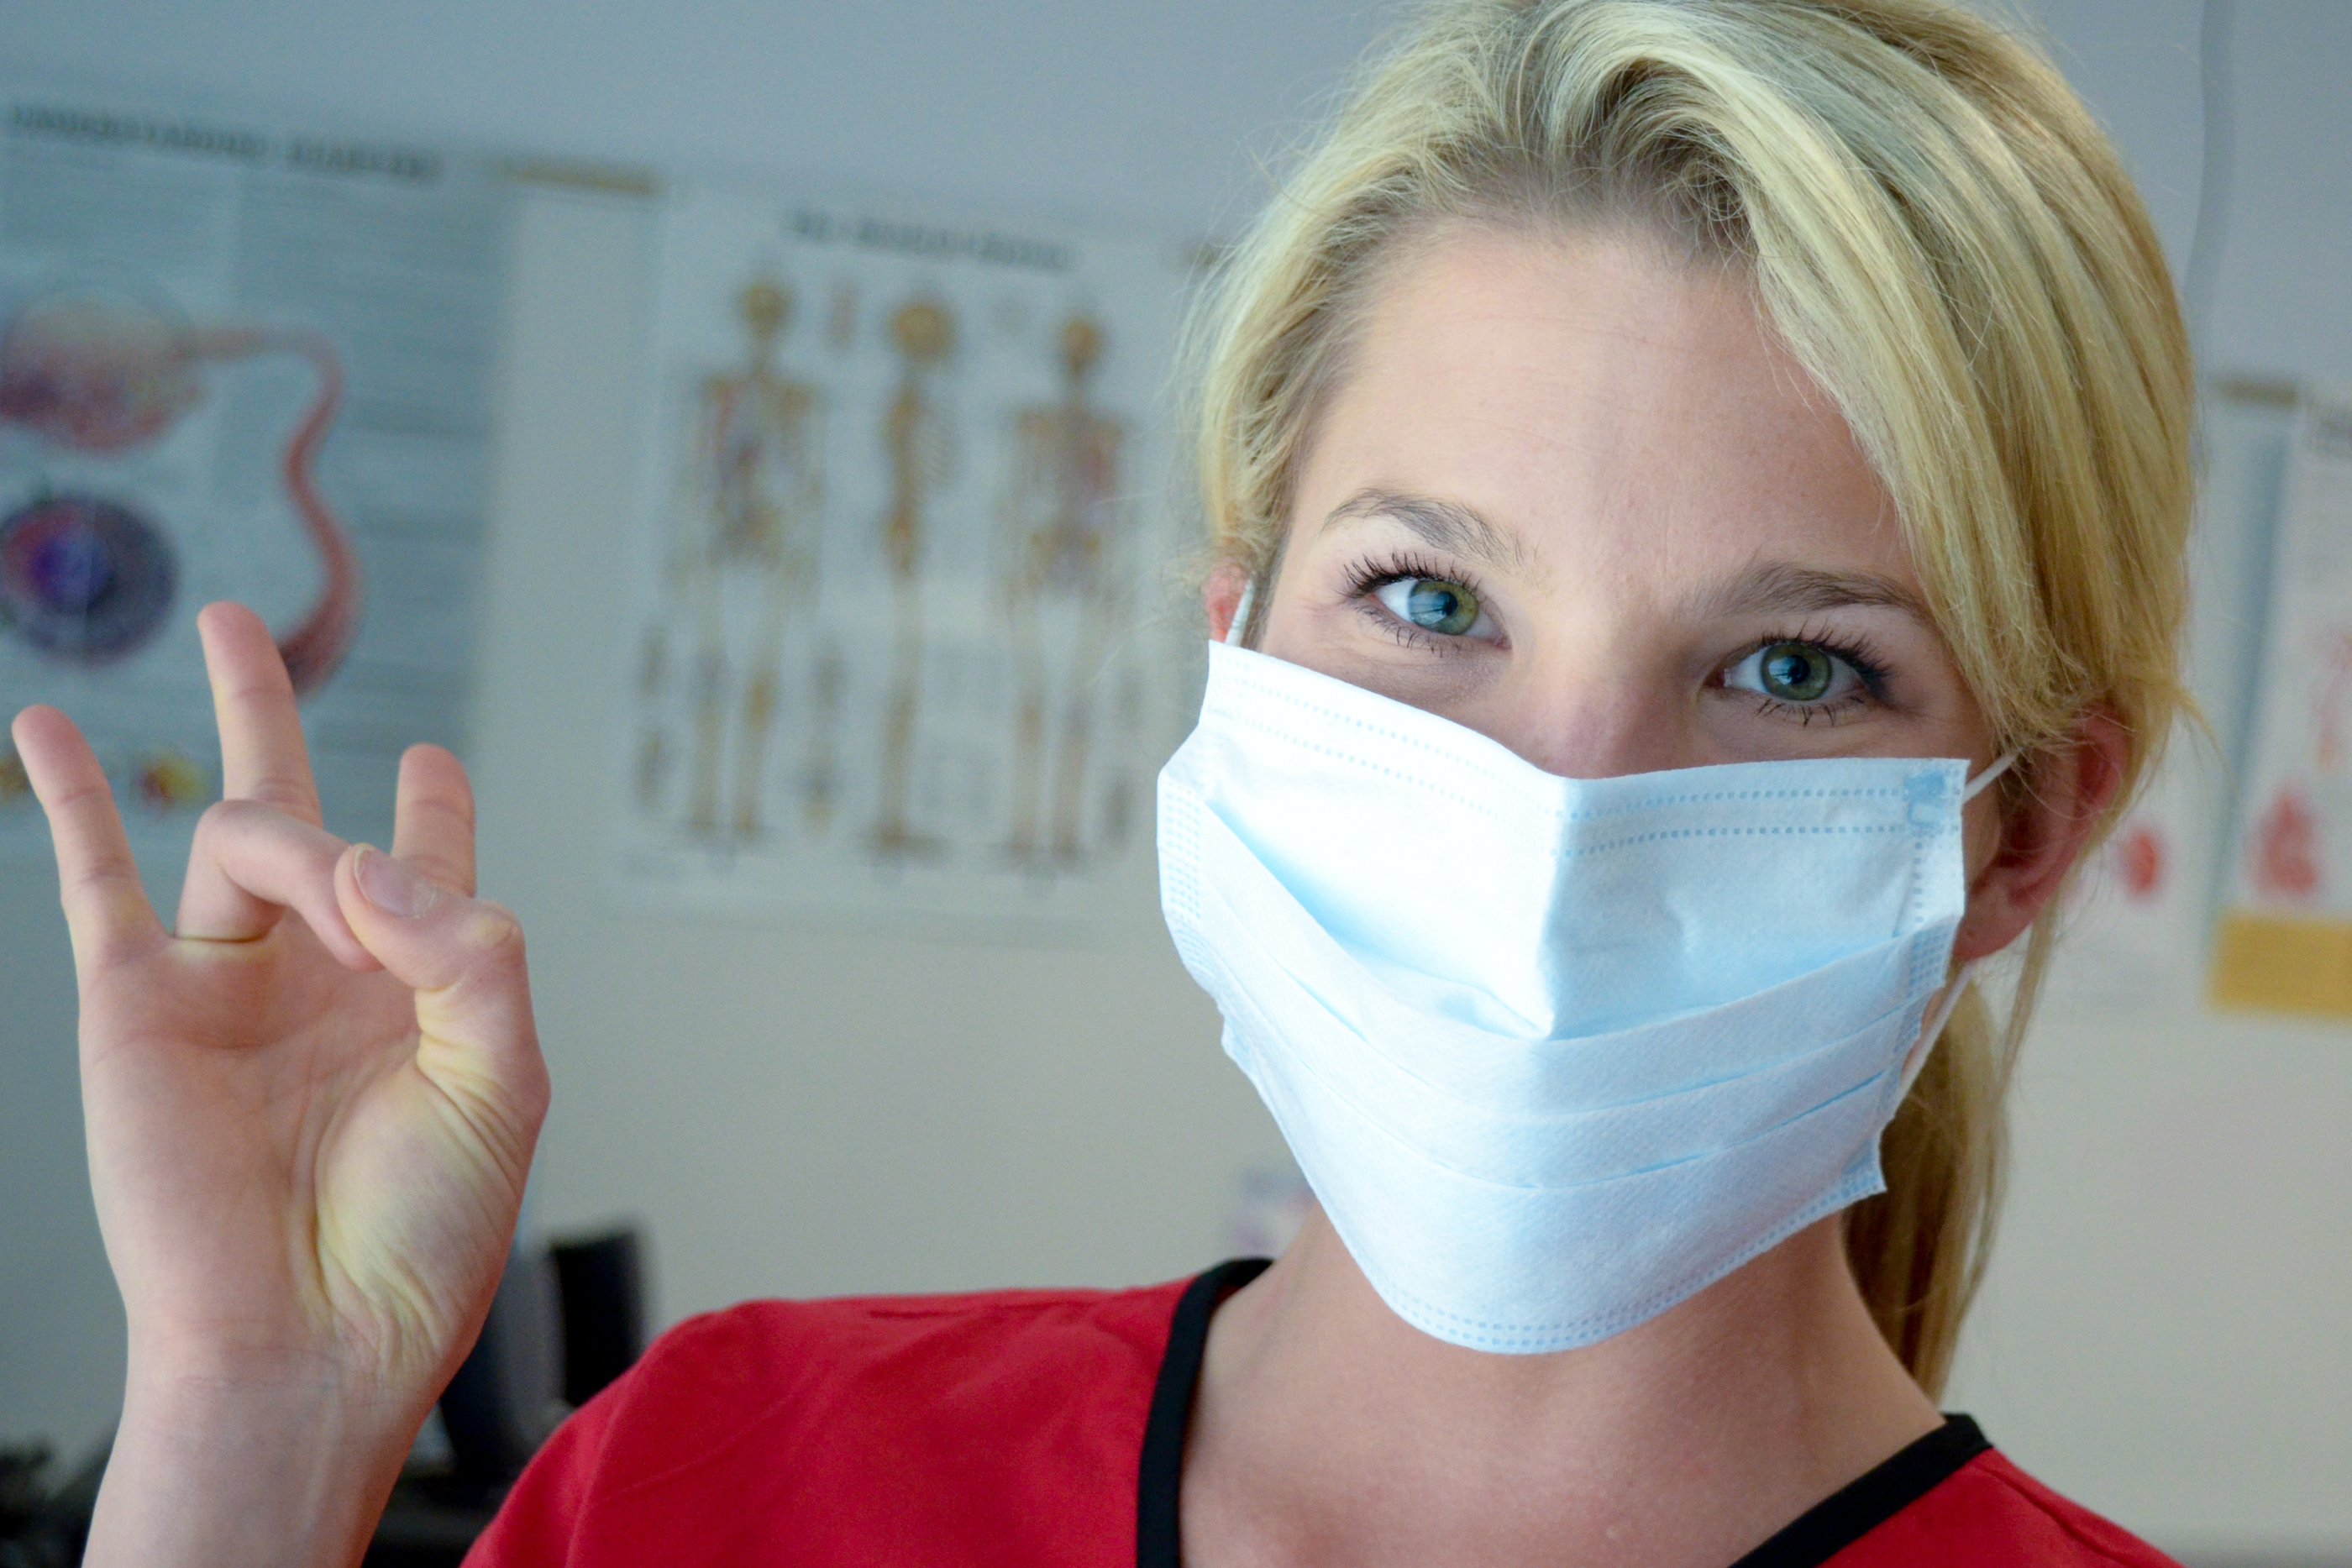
[
  {"left": 1225, "top": 577, "right": 1257, "bottom": 647},
  {"left": 1894, "top": 750, "right": 2019, "bottom": 1102},
  {"left": 1961, "top": 751, "right": 2015, "bottom": 804}
]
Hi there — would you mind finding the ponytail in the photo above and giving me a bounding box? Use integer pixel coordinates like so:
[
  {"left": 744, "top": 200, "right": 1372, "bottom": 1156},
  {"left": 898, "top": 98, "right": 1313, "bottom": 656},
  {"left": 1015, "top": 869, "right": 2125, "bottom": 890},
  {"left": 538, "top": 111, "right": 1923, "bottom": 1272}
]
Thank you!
[{"left": 1846, "top": 921, "right": 2061, "bottom": 1396}]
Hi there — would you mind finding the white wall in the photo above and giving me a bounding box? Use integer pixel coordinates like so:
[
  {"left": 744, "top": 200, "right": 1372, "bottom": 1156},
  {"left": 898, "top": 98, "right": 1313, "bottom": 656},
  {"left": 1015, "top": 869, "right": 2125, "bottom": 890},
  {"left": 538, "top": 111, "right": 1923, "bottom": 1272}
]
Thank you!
[{"left": 3, "top": 1, "right": 2349, "bottom": 1557}]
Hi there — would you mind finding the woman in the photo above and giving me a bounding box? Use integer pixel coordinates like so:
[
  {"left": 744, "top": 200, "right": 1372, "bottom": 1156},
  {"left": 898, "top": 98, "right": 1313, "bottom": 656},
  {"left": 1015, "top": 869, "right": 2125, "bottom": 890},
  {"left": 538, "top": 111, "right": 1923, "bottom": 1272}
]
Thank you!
[{"left": 11, "top": 0, "right": 2192, "bottom": 1563}]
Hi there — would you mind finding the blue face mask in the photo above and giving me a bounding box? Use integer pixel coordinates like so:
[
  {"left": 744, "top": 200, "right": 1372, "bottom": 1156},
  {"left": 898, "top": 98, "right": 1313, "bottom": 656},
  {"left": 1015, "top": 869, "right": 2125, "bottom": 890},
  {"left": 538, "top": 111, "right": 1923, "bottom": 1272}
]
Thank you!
[{"left": 1158, "top": 636, "right": 2005, "bottom": 1355}]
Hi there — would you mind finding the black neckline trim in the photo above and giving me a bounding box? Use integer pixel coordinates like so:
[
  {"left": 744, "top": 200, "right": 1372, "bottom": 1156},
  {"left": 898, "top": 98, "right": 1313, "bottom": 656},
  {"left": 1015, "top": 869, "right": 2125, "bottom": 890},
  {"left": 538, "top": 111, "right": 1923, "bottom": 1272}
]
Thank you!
[
  {"left": 1137, "top": 1257, "right": 1270, "bottom": 1568},
  {"left": 1135, "top": 1260, "right": 1991, "bottom": 1568},
  {"left": 1726, "top": 1413, "right": 1992, "bottom": 1568}
]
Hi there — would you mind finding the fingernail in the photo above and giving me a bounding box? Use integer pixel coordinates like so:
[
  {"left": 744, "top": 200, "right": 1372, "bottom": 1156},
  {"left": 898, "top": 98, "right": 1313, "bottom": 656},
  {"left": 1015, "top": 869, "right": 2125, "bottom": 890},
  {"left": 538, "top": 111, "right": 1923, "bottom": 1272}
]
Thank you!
[{"left": 355, "top": 847, "right": 438, "bottom": 920}]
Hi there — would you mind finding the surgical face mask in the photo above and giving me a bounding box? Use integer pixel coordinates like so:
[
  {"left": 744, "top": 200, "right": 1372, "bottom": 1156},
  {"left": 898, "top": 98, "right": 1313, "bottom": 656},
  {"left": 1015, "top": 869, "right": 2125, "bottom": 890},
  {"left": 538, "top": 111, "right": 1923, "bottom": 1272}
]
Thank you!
[{"left": 1158, "top": 631, "right": 2006, "bottom": 1354}]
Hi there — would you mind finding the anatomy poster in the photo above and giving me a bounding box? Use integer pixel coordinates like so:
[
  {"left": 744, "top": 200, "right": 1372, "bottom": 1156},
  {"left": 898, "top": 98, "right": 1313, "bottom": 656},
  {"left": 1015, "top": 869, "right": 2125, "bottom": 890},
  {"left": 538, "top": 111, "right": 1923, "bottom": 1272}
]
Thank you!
[
  {"left": 2045, "top": 386, "right": 2295, "bottom": 1008},
  {"left": 2212, "top": 383, "right": 2352, "bottom": 1017},
  {"left": 612, "top": 185, "right": 1194, "bottom": 926},
  {"left": 0, "top": 89, "right": 512, "bottom": 873}
]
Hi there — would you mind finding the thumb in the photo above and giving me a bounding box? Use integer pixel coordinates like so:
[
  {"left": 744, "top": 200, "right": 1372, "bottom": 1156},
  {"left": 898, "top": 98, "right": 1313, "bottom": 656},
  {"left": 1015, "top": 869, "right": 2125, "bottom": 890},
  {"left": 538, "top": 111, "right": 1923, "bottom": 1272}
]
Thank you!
[{"left": 336, "top": 845, "right": 549, "bottom": 1135}]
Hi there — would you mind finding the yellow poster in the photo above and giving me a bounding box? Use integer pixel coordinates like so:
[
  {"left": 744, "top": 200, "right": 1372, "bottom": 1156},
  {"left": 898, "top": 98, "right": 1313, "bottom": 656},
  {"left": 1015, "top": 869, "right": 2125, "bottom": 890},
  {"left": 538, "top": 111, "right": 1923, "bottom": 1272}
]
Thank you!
[
  {"left": 2213, "top": 382, "right": 2352, "bottom": 1018},
  {"left": 2046, "top": 385, "right": 2294, "bottom": 1009}
]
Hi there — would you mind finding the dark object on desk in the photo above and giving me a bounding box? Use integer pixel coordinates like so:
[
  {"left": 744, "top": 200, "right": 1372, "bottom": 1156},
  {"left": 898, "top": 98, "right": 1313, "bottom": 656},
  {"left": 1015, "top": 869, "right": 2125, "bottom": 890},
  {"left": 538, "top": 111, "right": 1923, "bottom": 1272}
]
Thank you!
[
  {"left": 552, "top": 1228, "right": 647, "bottom": 1408},
  {"left": 387, "top": 1225, "right": 649, "bottom": 1565},
  {"left": 365, "top": 1474, "right": 506, "bottom": 1568},
  {"left": 438, "top": 1240, "right": 561, "bottom": 1486},
  {"left": 0, "top": 1439, "right": 105, "bottom": 1568},
  {"left": 436, "top": 1225, "right": 649, "bottom": 1486},
  {"left": 0, "top": 1445, "right": 50, "bottom": 1554},
  {"left": 0, "top": 1444, "right": 65, "bottom": 1568}
]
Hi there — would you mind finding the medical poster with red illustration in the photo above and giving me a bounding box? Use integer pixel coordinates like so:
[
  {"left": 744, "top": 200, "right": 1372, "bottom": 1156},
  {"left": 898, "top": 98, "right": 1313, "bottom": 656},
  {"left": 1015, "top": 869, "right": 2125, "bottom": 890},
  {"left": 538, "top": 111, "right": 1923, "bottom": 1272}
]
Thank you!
[
  {"left": 0, "top": 87, "right": 512, "bottom": 876},
  {"left": 2213, "top": 382, "right": 2352, "bottom": 1018},
  {"left": 2038, "top": 385, "right": 2292, "bottom": 1011}
]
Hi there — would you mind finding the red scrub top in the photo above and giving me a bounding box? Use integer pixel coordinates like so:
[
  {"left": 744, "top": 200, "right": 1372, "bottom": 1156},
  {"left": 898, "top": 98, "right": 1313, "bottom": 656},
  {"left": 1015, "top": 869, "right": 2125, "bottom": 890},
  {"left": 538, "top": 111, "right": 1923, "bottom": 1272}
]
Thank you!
[{"left": 465, "top": 1259, "right": 2181, "bottom": 1567}]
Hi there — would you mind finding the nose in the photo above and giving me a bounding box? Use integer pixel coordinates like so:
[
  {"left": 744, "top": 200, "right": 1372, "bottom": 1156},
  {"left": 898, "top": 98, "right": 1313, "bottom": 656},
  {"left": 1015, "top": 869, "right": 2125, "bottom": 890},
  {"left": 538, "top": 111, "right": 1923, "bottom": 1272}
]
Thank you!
[{"left": 1451, "top": 654, "right": 1687, "bottom": 781}]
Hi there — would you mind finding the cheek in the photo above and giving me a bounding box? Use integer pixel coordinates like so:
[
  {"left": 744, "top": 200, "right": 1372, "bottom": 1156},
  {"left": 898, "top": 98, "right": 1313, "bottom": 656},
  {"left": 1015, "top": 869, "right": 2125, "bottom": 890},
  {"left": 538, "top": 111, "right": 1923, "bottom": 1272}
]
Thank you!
[
  {"left": 1255, "top": 533, "right": 1368, "bottom": 654},
  {"left": 1961, "top": 791, "right": 2012, "bottom": 887},
  {"left": 1252, "top": 568, "right": 1484, "bottom": 719}
]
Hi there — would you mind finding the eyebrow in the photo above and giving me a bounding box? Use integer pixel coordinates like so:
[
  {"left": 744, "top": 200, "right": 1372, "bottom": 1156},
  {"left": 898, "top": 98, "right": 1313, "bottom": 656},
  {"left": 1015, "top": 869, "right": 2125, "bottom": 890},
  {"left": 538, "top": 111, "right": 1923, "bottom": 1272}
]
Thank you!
[
  {"left": 1318, "top": 489, "right": 1933, "bottom": 627},
  {"left": 1319, "top": 488, "right": 1530, "bottom": 573},
  {"left": 1693, "top": 560, "right": 1935, "bottom": 626}
]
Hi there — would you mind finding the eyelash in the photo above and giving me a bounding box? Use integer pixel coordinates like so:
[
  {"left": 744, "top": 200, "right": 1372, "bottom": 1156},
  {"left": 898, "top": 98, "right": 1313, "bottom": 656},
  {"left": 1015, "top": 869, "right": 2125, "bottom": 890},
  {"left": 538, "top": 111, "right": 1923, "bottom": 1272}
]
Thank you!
[
  {"left": 1724, "top": 623, "right": 1893, "bottom": 726},
  {"left": 1341, "top": 556, "right": 1896, "bottom": 725},
  {"left": 1342, "top": 550, "right": 1494, "bottom": 653}
]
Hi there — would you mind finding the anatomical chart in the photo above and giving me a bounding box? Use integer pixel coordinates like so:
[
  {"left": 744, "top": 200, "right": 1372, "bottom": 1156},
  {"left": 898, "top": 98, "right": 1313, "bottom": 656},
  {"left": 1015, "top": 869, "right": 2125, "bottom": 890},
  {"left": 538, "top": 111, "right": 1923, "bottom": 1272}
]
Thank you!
[
  {"left": 2212, "top": 383, "right": 2352, "bottom": 1017},
  {"left": 612, "top": 187, "right": 1192, "bottom": 925},
  {"left": 2044, "top": 384, "right": 2297, "bottom": 1009},
  {"left": 0, "top": 91, "right": 511, "bottom": 873}
]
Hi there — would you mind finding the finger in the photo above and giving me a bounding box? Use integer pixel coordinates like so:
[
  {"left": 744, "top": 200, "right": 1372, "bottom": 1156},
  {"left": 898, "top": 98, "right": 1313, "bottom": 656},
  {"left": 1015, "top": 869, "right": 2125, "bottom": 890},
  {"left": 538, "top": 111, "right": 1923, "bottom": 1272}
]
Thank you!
[
  {"left": 199, "top": 600, "right": 322, "bottom": 824},
  {"left": 11, "top": 705, "right": 165, "bottom": 970},
  {"left": 176, "top": 800, "right": 378, "bottom": 968},
  {"left": 336, "top": 847, "right": 549, "bottom": 1145},
  {"left": 391, "top": 745, "right": 477, "bottom": 897}
]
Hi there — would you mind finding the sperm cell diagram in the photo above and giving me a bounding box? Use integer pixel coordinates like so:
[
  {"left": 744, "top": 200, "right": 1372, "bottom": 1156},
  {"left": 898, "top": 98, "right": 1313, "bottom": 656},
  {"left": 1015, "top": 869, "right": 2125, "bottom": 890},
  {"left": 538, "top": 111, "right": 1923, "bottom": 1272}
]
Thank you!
[
  {"left": 638, "top": 277, "right": 825, "bottom": 843},
  {"left": 867, "top": 296, "right": 956, "bottom": 862},
  {"left": 999, "top": 315, "right": 1127, "bottom": 867},
  {"left": 0, "top": 287, "right": 359, "bottom": 691}
]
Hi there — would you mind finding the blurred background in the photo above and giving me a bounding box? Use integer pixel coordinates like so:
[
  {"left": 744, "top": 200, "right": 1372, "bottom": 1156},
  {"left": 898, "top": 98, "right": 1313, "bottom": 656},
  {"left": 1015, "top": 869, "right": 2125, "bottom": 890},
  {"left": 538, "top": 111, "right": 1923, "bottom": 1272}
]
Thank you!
[{"left": 0, "top": 1, "right": 2346, "bottom": 1563}]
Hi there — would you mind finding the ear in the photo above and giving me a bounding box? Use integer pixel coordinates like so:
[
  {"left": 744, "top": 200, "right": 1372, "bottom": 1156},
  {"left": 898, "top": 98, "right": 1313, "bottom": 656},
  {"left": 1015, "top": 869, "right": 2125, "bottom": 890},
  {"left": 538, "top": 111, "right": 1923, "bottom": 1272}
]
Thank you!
[
  {"left": 1204, "top": 559, "right": 1250, "bottom": 643},
  {"left": 1951, "top": 708, "right": 2132, "bottom": 963}
]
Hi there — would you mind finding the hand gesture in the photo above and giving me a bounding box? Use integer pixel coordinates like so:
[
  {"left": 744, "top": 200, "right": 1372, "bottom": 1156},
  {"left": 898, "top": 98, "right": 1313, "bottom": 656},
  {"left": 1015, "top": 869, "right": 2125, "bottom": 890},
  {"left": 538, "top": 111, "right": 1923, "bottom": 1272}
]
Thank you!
[{"left": 11, "top": 602, "right": 550, "bottom": 1566}]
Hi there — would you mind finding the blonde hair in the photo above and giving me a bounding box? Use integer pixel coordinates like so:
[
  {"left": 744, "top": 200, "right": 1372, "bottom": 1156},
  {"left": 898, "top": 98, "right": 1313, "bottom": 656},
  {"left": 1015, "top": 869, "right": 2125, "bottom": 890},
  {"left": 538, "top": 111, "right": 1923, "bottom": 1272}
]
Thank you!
[{"left": 1190, "top": 0, "right": 2194, "bottom": 1394}]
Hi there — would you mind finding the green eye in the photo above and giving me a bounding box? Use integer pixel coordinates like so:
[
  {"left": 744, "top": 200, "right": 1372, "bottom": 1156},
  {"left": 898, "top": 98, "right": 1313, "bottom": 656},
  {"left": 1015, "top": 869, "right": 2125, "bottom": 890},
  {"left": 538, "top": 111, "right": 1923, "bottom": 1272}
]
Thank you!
[
  {"left": 1757, "top": 641, "right": 1835, "bottom": 701},
  {"left": 1376, "top": 576, "right": 1483, "bottom": 637}
]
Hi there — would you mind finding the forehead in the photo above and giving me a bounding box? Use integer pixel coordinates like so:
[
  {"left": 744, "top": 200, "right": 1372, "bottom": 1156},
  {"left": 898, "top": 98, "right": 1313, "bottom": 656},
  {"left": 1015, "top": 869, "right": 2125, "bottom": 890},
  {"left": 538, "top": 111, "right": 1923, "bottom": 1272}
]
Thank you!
[{"left": 1305, "top": 224, "right": 1909, "bottom": 593}]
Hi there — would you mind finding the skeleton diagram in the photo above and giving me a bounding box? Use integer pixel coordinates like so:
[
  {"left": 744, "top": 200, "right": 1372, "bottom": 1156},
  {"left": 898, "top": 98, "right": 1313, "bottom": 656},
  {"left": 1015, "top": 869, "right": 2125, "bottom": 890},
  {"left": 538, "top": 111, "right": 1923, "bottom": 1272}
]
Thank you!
[
  {"left": 999, "top": 316, "right": 1126, "bottom": 867},
  {"left": 643, "top": 277, "right": 822, "bottom": 842},
  {"left": 867, "top": 297, "right": 956, "bottom": 861}
]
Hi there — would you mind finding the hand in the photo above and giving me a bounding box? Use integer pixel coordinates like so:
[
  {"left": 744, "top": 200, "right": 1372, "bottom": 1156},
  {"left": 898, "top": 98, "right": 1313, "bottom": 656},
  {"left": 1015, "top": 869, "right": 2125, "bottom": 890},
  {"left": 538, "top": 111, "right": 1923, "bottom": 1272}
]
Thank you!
[{"left": 11, "top": 602, "right": 550, "bottom": 1566}]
